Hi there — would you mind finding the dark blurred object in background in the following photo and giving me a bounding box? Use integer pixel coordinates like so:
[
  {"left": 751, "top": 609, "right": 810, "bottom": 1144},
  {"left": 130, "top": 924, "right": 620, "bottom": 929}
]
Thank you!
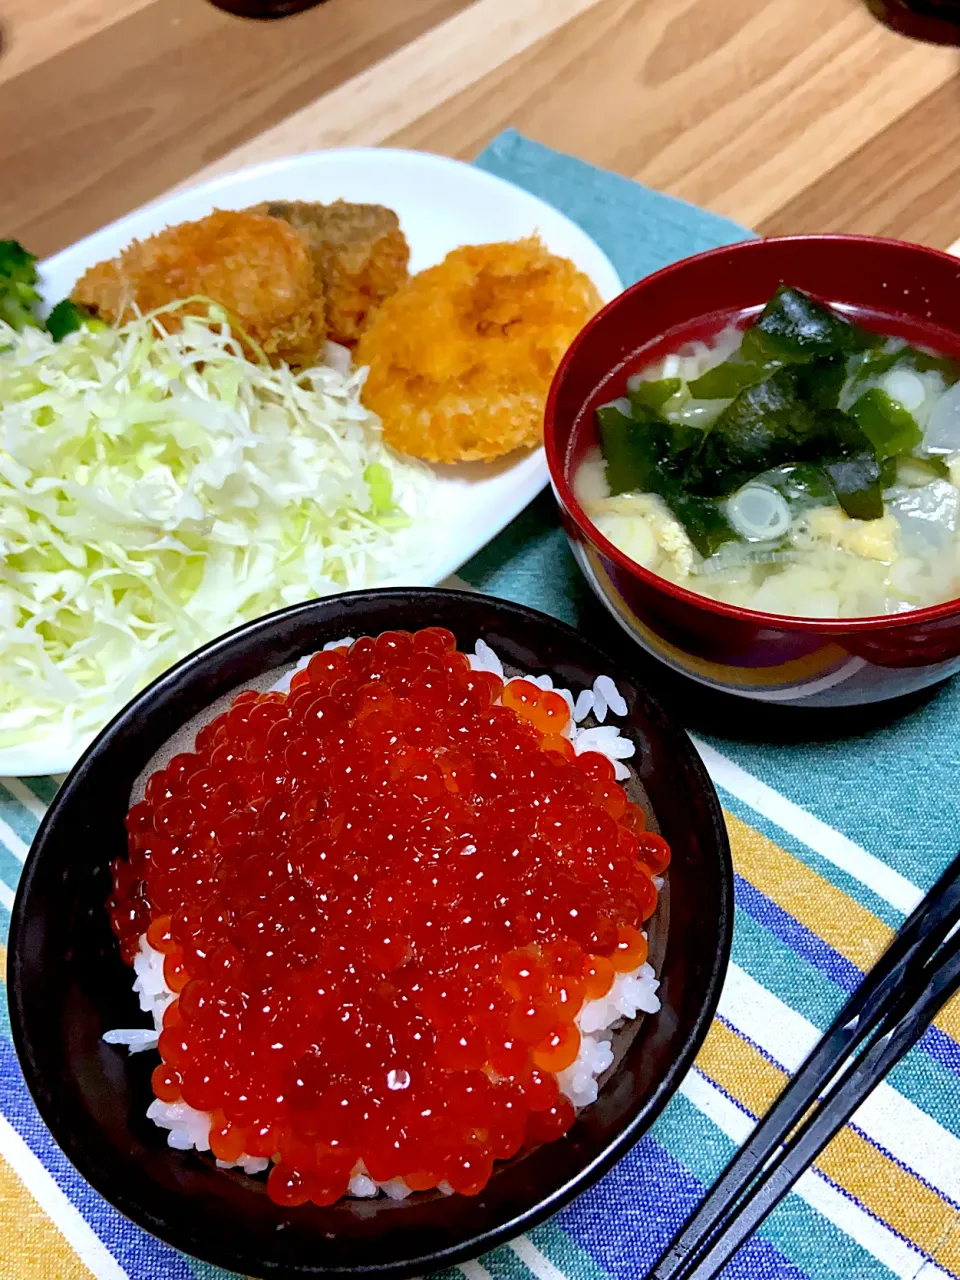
[
  {"left": 866, "top": 0, "right": 960, "bottom": 43},
  {"left": 208, "top": 0, "right": 326, "bottom": 17}
]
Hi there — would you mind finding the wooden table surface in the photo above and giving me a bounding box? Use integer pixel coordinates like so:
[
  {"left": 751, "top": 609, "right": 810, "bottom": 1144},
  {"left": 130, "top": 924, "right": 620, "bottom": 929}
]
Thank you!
[{"left": 1, "top": 0, "right": 959, "bottom": 259}]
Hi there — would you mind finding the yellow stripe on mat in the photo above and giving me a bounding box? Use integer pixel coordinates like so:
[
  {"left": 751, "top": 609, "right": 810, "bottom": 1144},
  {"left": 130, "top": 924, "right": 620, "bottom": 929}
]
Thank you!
[
  {"left": 724, "top": 812, "right": 960, "bottom": 1047},
  {"left": 724, "top": 811, "right": 893, "bottom": 971},
  {"left": 0, "top": 1154, "right": 94, "bottom": 1280},
  {"left": 697, "top": 1020, "right": 960, "bottom": 1276}
]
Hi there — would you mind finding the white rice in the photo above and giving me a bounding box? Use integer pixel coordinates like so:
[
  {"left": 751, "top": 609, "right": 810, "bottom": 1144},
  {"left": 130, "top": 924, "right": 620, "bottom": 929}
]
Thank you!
[
  {"left": 572, "top": 689, "right": 593, "bottom": 723},
  {"left": 106, "top": 638, "right": 662, "bottom": 1196}
]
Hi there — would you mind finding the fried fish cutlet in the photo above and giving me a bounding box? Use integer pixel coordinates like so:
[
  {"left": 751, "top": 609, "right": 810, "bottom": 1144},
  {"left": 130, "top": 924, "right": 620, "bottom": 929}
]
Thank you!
[
  {"left": 355, "top": 238, "right": 603, "bottom": 464},
  {"left": 249, "top": 200, "right": 409, "bottom": 345},
  {"left": 71, "top": 210, "right": 327, "bottom": 367}
]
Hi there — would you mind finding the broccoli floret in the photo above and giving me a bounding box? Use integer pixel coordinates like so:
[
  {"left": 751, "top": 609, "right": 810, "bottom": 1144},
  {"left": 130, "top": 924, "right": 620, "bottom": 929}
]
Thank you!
[
  {"left": 0, "top": 240, "right": 42, "bottom": 332},
  {"left": 46, "top": 299, "right": 104, "bottom": 342}
]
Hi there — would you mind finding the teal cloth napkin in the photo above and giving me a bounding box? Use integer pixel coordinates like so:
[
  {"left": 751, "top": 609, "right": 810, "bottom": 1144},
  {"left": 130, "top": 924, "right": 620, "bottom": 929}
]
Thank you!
[{"left": 476, "top": 129, "right": 754, "bottom": 285}]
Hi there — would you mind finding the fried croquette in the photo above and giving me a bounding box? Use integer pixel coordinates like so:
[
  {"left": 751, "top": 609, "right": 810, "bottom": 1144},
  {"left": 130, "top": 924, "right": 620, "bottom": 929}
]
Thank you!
[
  {"left": 71, "top": 210, "right": 327, "bottom": 367},
  {"left": 354, "top": 238, "right": 602, "bottom": 464},
  {"left": 249, "top": 200, "right": 409, "bottom": 345}
]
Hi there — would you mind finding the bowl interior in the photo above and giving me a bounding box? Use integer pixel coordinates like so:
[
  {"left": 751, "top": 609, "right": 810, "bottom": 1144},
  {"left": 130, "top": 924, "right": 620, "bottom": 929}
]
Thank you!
[
  {"left": 554, "top": 235, "right": 960, "bottom": 479},
  {"left": 546, "top": 235, "right": 960, "bottom": 639},
  {"left": 10, "top": 589, "right": 731, "bottom": 1278}
]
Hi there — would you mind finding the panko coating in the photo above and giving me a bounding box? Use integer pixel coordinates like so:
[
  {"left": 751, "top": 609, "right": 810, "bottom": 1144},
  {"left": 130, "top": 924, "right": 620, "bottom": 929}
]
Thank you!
[
  {"left": 354, "top": 238, "right": 603, "bottom": 464},
  {"left": 71, "top": 210, "right": 327, "bottom": 367},
  {"left": 249, "top": 200, "right": 409, "bottom": 345}
]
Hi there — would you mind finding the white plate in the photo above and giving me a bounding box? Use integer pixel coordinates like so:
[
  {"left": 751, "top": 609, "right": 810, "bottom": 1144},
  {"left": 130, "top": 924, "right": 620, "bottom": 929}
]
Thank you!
[{"left": 7, "top": 148, "right": 622, "bottom": 776}]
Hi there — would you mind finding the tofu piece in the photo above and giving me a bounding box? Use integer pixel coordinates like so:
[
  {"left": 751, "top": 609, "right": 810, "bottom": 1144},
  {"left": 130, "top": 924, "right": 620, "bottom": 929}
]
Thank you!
[
  {"left": 801, "top": 506, "right": 899, "bottom": 562},
  {"left": 588, "top": 493, "right": 696, "bottom": 577}
]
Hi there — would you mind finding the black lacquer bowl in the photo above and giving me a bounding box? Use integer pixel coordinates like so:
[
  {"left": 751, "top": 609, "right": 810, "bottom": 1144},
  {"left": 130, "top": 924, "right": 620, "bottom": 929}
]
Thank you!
[{"left": 9, "top": 588, "right": 732, "bottom": 1279}]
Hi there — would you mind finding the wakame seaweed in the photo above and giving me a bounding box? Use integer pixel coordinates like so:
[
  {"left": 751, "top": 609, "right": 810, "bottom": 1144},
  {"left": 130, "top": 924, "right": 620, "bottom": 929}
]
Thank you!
[
  {"left": 599, "top": 402, "right": 703, "bottom": 498},
  {"left": 597, "top": 404, "right": 657, "bottom": 497},
  {"left": 795, "top": 356, "right": 847, "bottom": 413},
  {"left": 850, "top": 387, "right": 922, "bottom": 459},
  {"left": 597, "top": 403, "right": 735, "bottom": 555},
  {"left": 823, "top": 454, "right": 884, "bottom": 522},
  {"left": 686, "top": 286, "right": 875, "bottom": 400},
  {"left": 691, "top": 368, "right": 820, "bottom": 495},
  {"left": 687, "top": 328, "right": 783, "bottom": 399},
  {"left": 752, "top": 285, "right": 878, "bottom": 361},
  {"left": 628, "top": 377, "right": 682, "bottom": 414},
  {"left": 595, "top": 284, "right": 949, "bottom": 545},
  {"left": 664, "top": 491, "right": 737, "bottom": 558}
]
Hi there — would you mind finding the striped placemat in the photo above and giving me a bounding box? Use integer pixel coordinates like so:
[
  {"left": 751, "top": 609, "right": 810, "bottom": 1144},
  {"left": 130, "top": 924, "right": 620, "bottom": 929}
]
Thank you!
[{"left": 2, "top": 133, "right": 959, "bottom": 1280}]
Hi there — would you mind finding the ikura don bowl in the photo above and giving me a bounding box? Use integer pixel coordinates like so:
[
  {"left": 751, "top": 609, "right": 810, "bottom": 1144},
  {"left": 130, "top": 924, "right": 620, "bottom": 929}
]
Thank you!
[
  {"left": 545, "top": 235, "right": 960, "bottom": 708},
  {"left": 9, "top": 588, "right": 732, "bottom": 1279}
]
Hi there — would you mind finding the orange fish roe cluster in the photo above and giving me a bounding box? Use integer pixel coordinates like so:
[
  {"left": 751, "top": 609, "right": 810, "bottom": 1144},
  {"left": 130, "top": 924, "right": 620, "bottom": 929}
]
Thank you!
[{"left": 107, "top": 629, "right": 669, "bottom": 1207}]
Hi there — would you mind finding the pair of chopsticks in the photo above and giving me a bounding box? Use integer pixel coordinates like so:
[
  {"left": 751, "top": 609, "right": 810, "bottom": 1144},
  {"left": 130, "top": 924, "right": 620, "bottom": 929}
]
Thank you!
[{"left": 649, "top": 849, "right": 960, "bottom": 1280}]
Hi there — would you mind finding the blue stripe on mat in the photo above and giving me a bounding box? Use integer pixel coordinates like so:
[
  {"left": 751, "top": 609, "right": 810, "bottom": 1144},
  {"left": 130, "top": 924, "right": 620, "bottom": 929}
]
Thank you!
[
  {"left": 717, "top": 788, "right": 906, "bottom": 931},
  {"left": 732, "top": 908, "right": 847, "bottom": 1029},
  {"left": 734, "top": 874, "right": 960, "bottom": 1079},
  {"left": 187, "top": 1262, "right": 239, "bottom": 1280},
  {"left": 526, "top": 1222, "right": 614, "bottom": 1280},
  {"left": 557, "top": 1127, "right": 814, "bottom": 1280},
  {"left": 734, "top": 874, "right": 863, "bottom": 992},
  {"left": 919, "top": 1024, "right": 960, "bottom": 1076},
  {"left": 733, "top": 907, "right": 960, "bottom": 1138},
  {"left": 0, "top": 843, "right": 24, "bottom": 898},
  {"left": 476, "top": 1248, "right": 538, "bottom": 1280},
  {"left": 649, "top": 1096, "right": 900, "bottom": 1280}
]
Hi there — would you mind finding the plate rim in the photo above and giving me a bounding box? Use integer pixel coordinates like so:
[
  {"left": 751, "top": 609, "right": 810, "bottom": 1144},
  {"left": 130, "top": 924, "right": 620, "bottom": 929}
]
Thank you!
[{"left": 40, "top": 147, "right": 623, "bottom": 298}]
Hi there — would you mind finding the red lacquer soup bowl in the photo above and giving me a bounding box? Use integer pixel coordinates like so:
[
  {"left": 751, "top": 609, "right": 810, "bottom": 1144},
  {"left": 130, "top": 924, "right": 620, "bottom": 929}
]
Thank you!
[{"left": 545, "top": 235, "right": 960, "bottom": 708}]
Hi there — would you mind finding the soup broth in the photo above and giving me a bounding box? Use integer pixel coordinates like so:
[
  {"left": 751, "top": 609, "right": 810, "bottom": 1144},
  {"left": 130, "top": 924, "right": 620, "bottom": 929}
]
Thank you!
[{"left": 574, "top": 287, "right": 960, "bottom": 619}]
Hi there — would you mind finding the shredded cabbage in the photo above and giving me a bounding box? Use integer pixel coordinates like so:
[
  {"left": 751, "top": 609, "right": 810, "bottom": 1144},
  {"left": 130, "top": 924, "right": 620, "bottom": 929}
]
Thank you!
[{"left": 0, "top": 308, "right": 435, "bottom": 752}]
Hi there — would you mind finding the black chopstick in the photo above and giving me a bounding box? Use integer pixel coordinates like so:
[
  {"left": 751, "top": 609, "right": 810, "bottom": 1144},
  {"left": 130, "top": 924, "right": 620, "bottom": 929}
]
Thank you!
[
  {"left": 665, "top": 923, "right": 960, "bottom": 1279},
  {"left": 648, "top": 848, "right": 960, "bottom": 1280},
  {"left": 671, "top": 929, "right": 960, "bottom": 1279}
]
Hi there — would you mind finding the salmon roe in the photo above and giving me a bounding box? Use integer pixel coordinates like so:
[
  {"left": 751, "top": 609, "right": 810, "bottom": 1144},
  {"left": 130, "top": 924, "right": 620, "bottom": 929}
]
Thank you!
[{"left": 107, "top": 629, "right": 666, "bottom": 1207}]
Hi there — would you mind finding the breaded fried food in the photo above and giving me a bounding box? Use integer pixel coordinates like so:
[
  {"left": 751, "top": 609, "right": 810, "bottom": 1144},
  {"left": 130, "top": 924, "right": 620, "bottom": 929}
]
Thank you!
[
  {"left": 249, "top": 200, "right": 409, "bottom": 345},
  {"left": 355, "top": 238, "right": 602, "bottom": 464},
  {"left": 71, "top": 210, "right": 327, "bottom": 367}
]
